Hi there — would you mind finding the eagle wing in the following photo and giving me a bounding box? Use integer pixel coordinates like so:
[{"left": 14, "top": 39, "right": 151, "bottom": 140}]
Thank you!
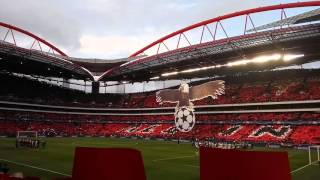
[
  {"left": 189, "top": 80, "right": 225, "bottom": 101},
  {"left": 156, "top": 89, "right": 180, "bottom": 104}
]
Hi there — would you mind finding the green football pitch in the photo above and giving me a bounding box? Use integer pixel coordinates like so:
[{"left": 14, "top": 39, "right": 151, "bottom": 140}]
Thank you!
[{"left": 0, "top": 138, "right": 319, "bottom": 180}]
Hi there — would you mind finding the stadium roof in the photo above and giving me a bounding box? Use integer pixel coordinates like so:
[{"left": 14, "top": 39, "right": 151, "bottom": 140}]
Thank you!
[
  {"left": 99, "top": 26, "right": 320, "bottom": 81},
  {"left": 1, "top": 1, "right": 320, "bottom": 82},
  {"left": 68, "top": 57, "right": 142, "bottom": 76},
  {"left": 247, "top": 8, "right": 320, "bottom": 32},
  {"left": 98, "top": 1, "right": 320, "bottom": 81}
]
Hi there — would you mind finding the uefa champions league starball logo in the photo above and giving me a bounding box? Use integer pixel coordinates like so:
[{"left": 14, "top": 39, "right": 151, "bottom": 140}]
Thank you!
[
  {"left": 175, "top": 107, "right": 195, "bottom": 132},
  {"left": 156, "top": 80, "right": 225, "bottom": 133}
]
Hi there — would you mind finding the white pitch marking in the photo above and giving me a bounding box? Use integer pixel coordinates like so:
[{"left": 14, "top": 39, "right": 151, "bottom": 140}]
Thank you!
[
  {"left": 0, "top": 158, "right": 71, "bottom": 177},
  {"left": 290, "top": 163, "right": 312, "bottom": 174},
  {"left": 152, "top": 155, "right": 196, "bottom": 162},
  {"left": 182, "top": 164, "right": 199, "bottom": 168}
]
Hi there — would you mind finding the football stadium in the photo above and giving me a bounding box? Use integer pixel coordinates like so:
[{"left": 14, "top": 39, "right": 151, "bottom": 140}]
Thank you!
[{"left": 0, "top": 1, "right": 320, "bottom": 180}]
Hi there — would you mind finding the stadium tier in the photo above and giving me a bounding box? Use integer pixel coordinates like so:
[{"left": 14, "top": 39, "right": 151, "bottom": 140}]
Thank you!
[
  {"left": 0, "top": 121, "right": 319, "bottom": 145},
  {"left": 1, "top": 69, "right": 320, "bottom": 107},
  {"left": 0, "top": 69, "right": 320, "bottom": 146}
]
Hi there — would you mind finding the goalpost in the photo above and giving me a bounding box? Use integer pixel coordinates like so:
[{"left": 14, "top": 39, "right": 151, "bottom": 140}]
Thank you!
[
  {"left": 308, "top": 145, "right": 320, "bottom": 165},
  {"left": 16, "top": 131, "right": 41, "bottom": 149},
  {"left": 16, "top": 131, "right": 38, "bottom": 139}
]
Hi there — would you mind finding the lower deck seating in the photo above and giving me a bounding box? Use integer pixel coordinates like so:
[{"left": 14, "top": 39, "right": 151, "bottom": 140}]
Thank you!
[{"left": 1, "top": 121, "right": 319, "bottom": 145}]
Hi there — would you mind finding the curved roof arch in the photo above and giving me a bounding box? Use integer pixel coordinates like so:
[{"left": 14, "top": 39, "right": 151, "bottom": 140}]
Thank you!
[
  {"left": 98, "top": 1, "right": 320, "bottom": 81},
  {"left": 0, "top": 21, "right": 67, "bottom": 56},
  {"left": 129, "top": 1, "right": 320, "bottom": 57},
  {"left": 0, "top": 22, "right": 94, "bottom": 80}
]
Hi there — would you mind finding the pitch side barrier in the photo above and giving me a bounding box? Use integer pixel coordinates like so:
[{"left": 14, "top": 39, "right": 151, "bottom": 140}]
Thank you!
[
  {"left": 0, "top": 107, "right": 319, "bottom": 116},
  {"left": 0, "top": 99, "right": 319, "bottom": 110},
  {"left": 0, "top": 100, "right": 320, "bottom": 115}
]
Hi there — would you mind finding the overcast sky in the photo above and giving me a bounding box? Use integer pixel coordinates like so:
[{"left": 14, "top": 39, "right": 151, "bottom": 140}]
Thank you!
[{"left": 0, "top": 0, "right": 312, "bottom": 59}]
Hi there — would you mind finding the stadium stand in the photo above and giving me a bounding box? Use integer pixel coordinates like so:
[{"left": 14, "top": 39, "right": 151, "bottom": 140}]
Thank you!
[
  {"left": 0, "top": 119, "right": 319, "bottom": 145},
  {"left": 0, "top": 3, "right": 320, "bottom": 155},
  {"left": 1, "top": 69, "right": 320, "bottom": 108},
  {"left": 1, "top": 70, "right": 320, "bottom": 146}
]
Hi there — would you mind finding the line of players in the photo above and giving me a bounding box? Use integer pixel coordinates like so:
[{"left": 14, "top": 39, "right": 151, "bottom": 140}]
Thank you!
[
  {"left": 15, "top": 138, "right": 46, "bottom": 149},
  {"left": 194, "top": 139, "right": 252, "bottom": 149}
]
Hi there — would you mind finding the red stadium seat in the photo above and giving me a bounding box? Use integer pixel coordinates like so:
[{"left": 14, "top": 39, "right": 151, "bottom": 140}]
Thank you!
[
  {"left": 60, "top": 147, "right": 146, "bottom": 180},
  {"left": 200, "top": 147, "right": 291, "bottom": 180}
]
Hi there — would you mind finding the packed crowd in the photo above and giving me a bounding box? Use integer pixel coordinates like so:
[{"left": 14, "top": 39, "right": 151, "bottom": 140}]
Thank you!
[
  {"left": 137, "top": 77, "right": 320, "bottom": 107},
  {"left": 0, "top": 121, "right": 319, "bottom": 145},
  {"left": 1, "top": 69, "right": 320, "bottom": 108},
  {"left": 0, "top": 69, "right": 319, "bottom": 146},
  {"left": 1, "top": 111, "right": 319, "bottom": 123}
]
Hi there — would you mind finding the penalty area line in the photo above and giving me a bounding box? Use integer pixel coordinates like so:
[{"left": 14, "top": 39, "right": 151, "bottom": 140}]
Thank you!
[
  {"left": 0, "top": 158, "right": 71, "bottom": 177},
  {"left": 152, "top": 155, "right": 197, "bottom": 162},
  {"left": 290, "top": 163, "right": 311, "bottom": 174},
  {"left": 182, "top": 164, "right": 199, "bottom": 168}
]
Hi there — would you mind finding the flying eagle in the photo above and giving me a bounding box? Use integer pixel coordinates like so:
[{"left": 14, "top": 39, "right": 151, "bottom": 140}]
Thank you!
[{"left": 156, "top": 80, "right": 225, "bottom": 107}]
